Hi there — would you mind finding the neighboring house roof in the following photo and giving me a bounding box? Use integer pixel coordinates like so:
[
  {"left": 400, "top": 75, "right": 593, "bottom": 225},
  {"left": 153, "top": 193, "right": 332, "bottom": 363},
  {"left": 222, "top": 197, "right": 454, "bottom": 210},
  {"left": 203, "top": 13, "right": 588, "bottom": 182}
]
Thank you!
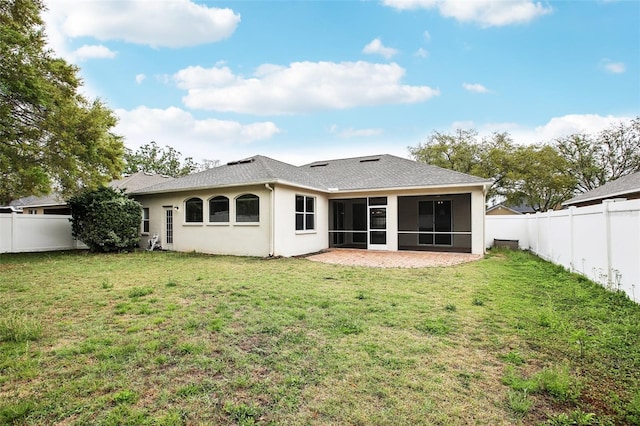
[
  {"left": 8, "top": 172, "right": 174, "bottom": 208},
  {"left": 10, "top": 194, "right": 66, "bottom": 209},
  {"left": 486, "top": 203, "right": 536, "bottom": 215},
  {"left": 131, "top": 154, "right": 493, "bottom": 195},
  {"left": 486, "top": 204, "right": 522, "bottom": 215},
  {"left": 110, "top": 171, "right": 174, "bottom": 193},
  {"left": 562, "top": 171, "right": 640, "bottom": 206}
]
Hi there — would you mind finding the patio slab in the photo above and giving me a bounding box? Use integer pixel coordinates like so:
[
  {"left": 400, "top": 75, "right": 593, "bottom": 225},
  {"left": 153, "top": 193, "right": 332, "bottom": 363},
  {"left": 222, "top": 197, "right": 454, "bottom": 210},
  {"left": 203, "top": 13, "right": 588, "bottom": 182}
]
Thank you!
[{"left": 305, "top": 248, "right": 482, "bottom": 268}]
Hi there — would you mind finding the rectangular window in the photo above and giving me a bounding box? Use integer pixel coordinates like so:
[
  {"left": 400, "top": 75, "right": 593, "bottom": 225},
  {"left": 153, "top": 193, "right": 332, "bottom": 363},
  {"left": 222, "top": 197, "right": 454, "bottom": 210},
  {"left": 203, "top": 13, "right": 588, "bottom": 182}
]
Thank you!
[
  {"left": 142, "top": 208, "right": 150, "bottom": 233},
  {"left": 295, "top": 195, "right": 315, "bottom": 231}
]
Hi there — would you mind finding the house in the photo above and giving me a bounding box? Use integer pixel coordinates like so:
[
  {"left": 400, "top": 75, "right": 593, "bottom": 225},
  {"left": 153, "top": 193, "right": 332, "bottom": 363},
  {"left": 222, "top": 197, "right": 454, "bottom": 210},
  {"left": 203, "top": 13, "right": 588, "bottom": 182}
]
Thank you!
[
  {"left": 130, "top": 154, "right": 492, "bottom": 257},
  {"left": 562, "top": 171, "right": 640, "bottom": 208},
  {"left": 7, "top": 172, "right": 173, "bottom": 215},
  {"left": 486, "top": 203, "right": 536, "bottom": 215}
]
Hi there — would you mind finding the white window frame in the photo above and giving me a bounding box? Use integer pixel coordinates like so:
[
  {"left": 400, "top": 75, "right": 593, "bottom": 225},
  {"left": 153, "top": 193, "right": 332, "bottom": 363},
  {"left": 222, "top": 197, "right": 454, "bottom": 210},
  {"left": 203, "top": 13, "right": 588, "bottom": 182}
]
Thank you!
[
  {"left": 295, "top": 195, "right": 315, "bottom": 232},
  {"left": 141, "top": 207, "right": 150, "bottom": 234}
]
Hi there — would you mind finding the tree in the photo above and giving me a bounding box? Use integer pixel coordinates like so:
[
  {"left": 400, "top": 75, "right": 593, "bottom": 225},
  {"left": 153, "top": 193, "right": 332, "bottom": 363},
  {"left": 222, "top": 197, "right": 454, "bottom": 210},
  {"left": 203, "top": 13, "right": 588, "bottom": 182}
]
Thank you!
[
  {"left": 505, "top": 144, "right": 576, "bottom": 212},
  {"left": 68, "top": 186, "right": 142, "bottom": 252},
  {"left": 556, "top": 117, "right": 640, "bottom": 193},
  {"left": 0, "top": 0, "right": 124, "bottom": 205},
  {"left": 123, "top": 141, "right": 209, "bottom": 177},
  {"left": 409, "top": 129, "right": 576, "bottom": 211},
  {"left": 408, "top": 129, "right": 516, "bottom": 200},
  {"left": 408, "top": 129, "right": 482, "bottom": 175}
]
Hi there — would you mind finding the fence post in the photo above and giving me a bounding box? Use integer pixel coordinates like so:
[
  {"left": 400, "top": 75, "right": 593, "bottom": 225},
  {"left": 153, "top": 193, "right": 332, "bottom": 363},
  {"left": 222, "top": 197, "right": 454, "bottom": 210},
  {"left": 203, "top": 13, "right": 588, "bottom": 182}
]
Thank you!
[
  {"left": 569, "top": 206, "right": 575, "bottom": 272},
  {"left": 547, "top": 209, "right": 552, "bottom": 261},
  {"left": 535, "top": 211, "right": 540, "bottom": 255},
  {"left": 603, "top": 200, "right": 612, "bottom": 288},
  {"left": 10, "top": 212, "right": 17, "bottom": 253}
]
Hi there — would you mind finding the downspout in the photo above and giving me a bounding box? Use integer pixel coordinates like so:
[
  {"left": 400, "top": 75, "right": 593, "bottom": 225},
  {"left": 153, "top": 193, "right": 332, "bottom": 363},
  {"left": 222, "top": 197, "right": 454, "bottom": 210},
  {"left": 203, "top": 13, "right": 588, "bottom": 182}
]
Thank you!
[
  {"left": 482, "top": 184, "right": 488, "bottom": 254},
  {"left": 265, "top": 183, "right": 274, "bottom": 257}
]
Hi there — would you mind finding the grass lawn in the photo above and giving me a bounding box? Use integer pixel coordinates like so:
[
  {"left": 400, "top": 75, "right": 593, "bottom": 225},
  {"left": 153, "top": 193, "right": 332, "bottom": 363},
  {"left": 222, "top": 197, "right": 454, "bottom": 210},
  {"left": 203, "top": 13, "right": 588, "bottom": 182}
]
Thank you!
[{"left": 1, "top": 250, "right": 639, "bottom": 425}]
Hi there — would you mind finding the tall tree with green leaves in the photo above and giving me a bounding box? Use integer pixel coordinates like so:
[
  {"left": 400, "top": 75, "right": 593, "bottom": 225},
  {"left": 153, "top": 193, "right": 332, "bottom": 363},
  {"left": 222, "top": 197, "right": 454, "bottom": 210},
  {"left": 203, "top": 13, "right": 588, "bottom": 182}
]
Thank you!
[
  {"left": 408, "top": 128, "right": 482, "bottom": 175},
  {"left": 556, "top": 117, "right": 640, "bottom": 193},
  {"left": 505, "top": 144, "right": 577, "bottom": 211},
  {"left": 0, "top": 0, "right": 124, "bottom": 205},
  {"left": 123, "top": 141, "right": 203, "bottom": 177}
]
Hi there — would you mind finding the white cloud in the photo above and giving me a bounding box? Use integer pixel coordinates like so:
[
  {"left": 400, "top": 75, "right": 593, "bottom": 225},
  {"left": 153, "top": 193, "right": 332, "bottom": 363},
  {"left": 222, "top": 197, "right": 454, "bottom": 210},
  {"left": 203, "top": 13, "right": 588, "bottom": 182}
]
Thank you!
[
  {"left": 602, "top": 60, "right": 626, "bottom": 74},
  {"left": 135, "top": 74, "right": 146, "bottom": 84},
  {"left": 414, "top": 48, "right": 429, "bottom": 58},
  {"left": 423, "top": 30, "right": 432, "bottom": 42},
  {"left": 463, "top": 82, "right": 490, "bottom": 93},
  {"left": 175, "top": 61, "right": 439, "bottom": 115},
  {"left": 69, "top": 44, "right": 117, "bottom": 61},
  {"left": 363, "top": 38, "right": 399, "bottom": 59},
  {"left": 383, "top": 0, "right": 552, "bottom": 27},
  {"left": 463, "top": 114, "right": 634, "bottom": 144},
  {"left": 44, "top": 0, "right": 240, "bottom": 54},
  {"left": 114, "top": 106, "right": 281, "bottom": 160},
  {"left": 330, "top": 126, "right": 384, "bottom": 138}
]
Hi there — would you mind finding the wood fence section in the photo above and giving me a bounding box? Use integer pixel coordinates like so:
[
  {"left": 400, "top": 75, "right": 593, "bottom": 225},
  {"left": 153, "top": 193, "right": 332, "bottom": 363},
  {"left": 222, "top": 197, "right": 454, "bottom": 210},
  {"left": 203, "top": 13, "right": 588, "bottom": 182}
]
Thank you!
[
  {"left": 486, "top": 199, "right": 640, "bottom": 303},
  {"left": 0, "top": 213, "right": 86, "bottom": 253}
]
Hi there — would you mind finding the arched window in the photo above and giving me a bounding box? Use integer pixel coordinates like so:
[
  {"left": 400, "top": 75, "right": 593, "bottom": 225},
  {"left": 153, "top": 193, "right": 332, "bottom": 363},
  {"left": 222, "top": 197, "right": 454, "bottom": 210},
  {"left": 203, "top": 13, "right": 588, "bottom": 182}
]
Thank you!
[
  {"left": 185, "top": 197, "right": 203, "bottom": 223},
  {"left": 209, "top": 196, "right": 229, "bottom": 222},
  {"left": 236, "top": 194, "right": 259, "bottom": 222}
]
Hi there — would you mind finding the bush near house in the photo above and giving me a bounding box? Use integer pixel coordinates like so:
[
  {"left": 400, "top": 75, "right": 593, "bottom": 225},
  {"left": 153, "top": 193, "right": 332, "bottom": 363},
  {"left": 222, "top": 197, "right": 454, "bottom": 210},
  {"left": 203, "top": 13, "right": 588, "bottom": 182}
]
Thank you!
[{"left": 68, "top": 187, "right": 142, "bottom": 252}]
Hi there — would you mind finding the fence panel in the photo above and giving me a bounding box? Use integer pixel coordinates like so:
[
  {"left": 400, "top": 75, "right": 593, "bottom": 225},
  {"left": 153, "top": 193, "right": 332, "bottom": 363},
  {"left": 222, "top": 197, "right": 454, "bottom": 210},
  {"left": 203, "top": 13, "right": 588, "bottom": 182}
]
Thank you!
[
  {"left": 485, "top": 199, "right": 640, "bottom": 303},
  {"left": 0, "top": 213, "right": 85, "bottom": 253}
]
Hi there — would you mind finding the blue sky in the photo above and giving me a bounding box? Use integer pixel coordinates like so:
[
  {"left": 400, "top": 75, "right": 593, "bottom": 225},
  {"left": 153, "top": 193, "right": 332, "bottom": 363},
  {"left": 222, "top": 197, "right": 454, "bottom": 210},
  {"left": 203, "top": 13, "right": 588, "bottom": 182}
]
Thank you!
[{"left": 43, "top": 0, "right": 639, "bottom": 165}]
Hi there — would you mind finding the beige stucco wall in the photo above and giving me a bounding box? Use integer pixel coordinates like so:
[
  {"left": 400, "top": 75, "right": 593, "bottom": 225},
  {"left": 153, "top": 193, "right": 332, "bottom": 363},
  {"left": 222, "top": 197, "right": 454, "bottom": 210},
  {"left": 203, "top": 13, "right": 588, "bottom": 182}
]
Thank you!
[
  {"left": 272, "top": 184, "right": 328, "bottom": 257},
  {"left": 135, "top": 185, "right": 272, "bottom": 257},
  {"left": 135, "top": 183, "right": 487, "bottom": 257}
]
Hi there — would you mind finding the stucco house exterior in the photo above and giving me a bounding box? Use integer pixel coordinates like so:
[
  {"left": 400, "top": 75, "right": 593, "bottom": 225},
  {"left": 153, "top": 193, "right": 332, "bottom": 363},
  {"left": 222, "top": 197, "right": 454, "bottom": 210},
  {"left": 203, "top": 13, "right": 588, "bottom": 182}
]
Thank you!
[{"left": 131, "top": 154, "right": 492, "bottom": 257}]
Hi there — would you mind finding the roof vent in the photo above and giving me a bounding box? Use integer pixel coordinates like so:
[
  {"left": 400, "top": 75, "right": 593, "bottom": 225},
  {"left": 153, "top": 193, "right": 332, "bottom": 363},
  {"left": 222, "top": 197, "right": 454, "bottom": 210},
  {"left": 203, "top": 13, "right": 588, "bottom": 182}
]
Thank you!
[
  {"left": 359, "top": 158, "right": 380, "bottom": 163},
  {"left": 310, "top": 163, "right": 328, "bottom": 168},
  {"left": 227, "top": 158, "right": 255, "bottom": 166}
]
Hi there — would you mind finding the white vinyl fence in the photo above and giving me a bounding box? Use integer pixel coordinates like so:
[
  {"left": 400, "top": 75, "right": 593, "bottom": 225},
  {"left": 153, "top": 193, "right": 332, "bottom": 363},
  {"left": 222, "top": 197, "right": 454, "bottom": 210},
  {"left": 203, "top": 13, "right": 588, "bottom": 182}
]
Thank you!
[
  {"left": 486, "top": 199, "right": 640, "bottom": 303},
  {"left": 0, "top": 213, "right": 87, "bottom": 253}
]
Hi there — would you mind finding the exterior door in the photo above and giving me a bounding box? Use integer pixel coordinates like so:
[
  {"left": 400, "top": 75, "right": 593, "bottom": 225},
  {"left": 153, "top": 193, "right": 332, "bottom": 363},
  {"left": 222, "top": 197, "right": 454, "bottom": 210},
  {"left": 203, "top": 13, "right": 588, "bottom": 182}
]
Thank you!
[
  {"left": 368, "top": 205, "right": 387, "bottom": 250},
  {"left": 163, "top": 207, "right": 174, "bottom": 250}
]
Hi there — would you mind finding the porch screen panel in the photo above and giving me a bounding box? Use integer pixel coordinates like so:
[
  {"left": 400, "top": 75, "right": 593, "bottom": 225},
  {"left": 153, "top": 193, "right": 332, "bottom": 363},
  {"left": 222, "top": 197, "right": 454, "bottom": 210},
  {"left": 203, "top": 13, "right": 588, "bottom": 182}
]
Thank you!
[{"left": 329, "top": 198, "right": 367, "bottom": 248}]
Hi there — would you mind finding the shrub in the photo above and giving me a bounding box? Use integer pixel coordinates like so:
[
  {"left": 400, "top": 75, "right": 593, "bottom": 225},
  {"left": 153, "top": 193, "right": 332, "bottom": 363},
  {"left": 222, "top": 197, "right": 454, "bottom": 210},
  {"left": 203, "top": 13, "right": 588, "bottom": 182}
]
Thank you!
[{"left": 68, "top": 187, "right": 142, "bottom": 252}]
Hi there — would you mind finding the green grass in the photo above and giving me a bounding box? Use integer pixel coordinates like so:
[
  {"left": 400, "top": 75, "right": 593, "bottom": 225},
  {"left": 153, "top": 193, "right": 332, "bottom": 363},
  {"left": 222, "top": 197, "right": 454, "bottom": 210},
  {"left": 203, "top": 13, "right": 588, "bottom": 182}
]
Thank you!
[{"left": 0, "top": 249, "right": 639, "bottom": 425}]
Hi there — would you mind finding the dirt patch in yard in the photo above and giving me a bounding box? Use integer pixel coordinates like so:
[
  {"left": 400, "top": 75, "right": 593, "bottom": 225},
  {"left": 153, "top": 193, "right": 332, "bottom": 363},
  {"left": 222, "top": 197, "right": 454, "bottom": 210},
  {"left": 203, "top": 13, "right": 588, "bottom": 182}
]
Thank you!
[{"left": 305, "top": 249, "right": 482, "bottom": 268}]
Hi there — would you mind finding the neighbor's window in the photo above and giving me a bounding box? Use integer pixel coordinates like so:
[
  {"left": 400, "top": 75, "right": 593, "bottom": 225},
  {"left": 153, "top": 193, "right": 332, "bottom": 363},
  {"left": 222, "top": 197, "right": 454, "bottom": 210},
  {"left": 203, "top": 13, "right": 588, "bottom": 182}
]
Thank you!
[
  {"left": 142, "top": 207, "right": 150, "bottom": 233},
  {"left": 185, "top": 197, "right": 203, "bottom": 223},
  {"left": 236, "top": 194, "right": 259, "bottom": 222},
  {"left": 295, "top": 195, "right": 315, "bottom": 231},
  {"left": 209, "top": 196, "right": 229, "bottom": 222}
]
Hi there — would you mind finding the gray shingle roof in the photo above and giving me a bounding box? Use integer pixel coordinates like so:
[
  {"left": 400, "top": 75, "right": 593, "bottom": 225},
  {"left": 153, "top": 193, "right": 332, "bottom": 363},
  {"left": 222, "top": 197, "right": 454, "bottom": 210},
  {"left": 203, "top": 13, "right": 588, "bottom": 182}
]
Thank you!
[
  {"left": 110, "top": 171, "right": 174, "bottom": 193},
  {"left": 132, "top": 154, "right": 492, "bottom": 195},
  {"left": 563, "top": 171, "right": 640, "bottom": 206},
  {"left": 303, "top": 154, "right": 492, "bottom": 191},
  {"left": 8, "top": 172, "right": 173, "bottom": 207}
]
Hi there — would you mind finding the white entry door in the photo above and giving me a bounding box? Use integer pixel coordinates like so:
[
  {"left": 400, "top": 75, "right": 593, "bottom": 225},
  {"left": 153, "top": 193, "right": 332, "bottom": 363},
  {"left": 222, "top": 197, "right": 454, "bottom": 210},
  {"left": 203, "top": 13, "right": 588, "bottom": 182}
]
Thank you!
[
  {"left": 163, "top": 207, "right": 174, "bottom": 250},
  {"left": 368, "top": 205, "right": 387, "bottom": 250}
]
